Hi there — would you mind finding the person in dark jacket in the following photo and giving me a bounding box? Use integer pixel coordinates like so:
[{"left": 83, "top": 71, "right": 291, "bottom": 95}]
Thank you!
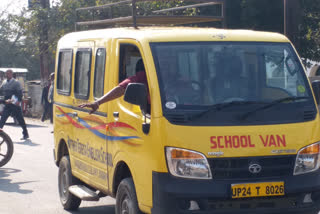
[
  {"left": 0, "top": 69, "right": 29, "bottom": 140},
  {"left": 41, "top": 81, "right": 50, "bottom": 122},
  {"left": 47, "top": 73, "right": 54, "bottom": 123}
]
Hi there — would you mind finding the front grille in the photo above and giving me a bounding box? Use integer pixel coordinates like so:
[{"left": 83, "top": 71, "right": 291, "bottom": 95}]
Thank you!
[
  {"left": 166, "top": 113, "right": 189, "bottom": 123},
  {"left": 304, "top": 110, "right": 316, "bottom": 121},
  {"left": 208, "top": 155, "right": 296, "bottom": 179},
  {"left": 200, "top": 196, "right": 305, "bottom": 212},
  {"left": 206, "top": 196, "right": 298, "bottom": 210}
]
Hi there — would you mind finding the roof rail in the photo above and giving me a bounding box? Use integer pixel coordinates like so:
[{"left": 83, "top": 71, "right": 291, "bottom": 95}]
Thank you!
[{"left": 75, "top": 0, "right": 226, "bottom": 31}]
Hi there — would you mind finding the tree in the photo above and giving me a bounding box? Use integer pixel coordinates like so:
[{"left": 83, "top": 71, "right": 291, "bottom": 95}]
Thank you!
[
  {"left": 0, "top": 9, "right": 39, "bottom": 78},
  {"left": 11, "top": 0, "right": 97, "bottom": 81},
  {"left": 299, "top": 0, "right": 320, "bottom": 63}
]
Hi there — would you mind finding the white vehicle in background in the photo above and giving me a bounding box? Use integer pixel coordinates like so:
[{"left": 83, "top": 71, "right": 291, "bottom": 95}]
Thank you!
[{"left": 309, "top": 64, "right": 320, "bottom": 82}]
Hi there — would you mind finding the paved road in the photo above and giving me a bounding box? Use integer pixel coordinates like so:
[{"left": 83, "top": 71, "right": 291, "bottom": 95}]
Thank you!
[{"left": 0, "top": 117, "right": 115, "bottom": 214}]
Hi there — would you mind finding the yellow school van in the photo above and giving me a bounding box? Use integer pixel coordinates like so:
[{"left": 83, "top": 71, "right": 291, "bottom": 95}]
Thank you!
[{"left": 52, "top": 2, "right": 320, "bottom": 214}]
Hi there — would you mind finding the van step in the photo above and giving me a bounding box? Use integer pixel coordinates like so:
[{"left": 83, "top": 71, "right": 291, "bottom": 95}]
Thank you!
[{"left": 69, "top": 185, "right": 100, "bottom": 201}]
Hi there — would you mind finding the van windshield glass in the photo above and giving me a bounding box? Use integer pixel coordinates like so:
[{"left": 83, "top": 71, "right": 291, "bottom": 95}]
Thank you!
[{"left": 150, "top": 42, "right": 316, "bottom": 126}]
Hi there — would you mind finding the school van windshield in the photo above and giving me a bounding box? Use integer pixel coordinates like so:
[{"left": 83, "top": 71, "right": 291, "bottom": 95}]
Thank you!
[{"left": 150, "top": 42, "right": 316, "bottom": 126}]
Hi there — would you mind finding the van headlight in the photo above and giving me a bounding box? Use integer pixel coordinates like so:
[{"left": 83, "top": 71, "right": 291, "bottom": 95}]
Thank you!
[
  {"left": 166, "top": 147, "right": 212, "bottom": 179},
  {"left": 294, "top": 142, "right": 320, "bottom": 175}
]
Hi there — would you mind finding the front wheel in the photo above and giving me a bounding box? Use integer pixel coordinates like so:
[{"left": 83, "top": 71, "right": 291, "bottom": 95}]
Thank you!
[
  {"left": 116, "top": 178, "right": 142, "bottom": 214},
  {"left": 58, "top": 156, "right": 81, "bottom": 210},
  {"left": 0, "top": 130, "right": 14, "bottom": 167}
]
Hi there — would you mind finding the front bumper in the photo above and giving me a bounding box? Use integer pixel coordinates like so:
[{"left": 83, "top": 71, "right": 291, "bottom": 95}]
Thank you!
[{"left": 151, "top": 171, "right": 320, "bottom": 214}]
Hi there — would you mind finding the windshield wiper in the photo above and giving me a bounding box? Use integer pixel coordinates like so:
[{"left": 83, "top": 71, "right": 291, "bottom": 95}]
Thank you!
[
  {"left": 240, "top": 96, "right": 310, "bottom": 120},
  {"left": 189, "top": 101, "right": 265, "bottom": 121}
]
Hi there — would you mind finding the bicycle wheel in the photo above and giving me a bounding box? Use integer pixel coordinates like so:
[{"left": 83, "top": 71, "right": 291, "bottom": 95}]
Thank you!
[{"left": 0, "top": 131, "right": 14, "bottom": 167}]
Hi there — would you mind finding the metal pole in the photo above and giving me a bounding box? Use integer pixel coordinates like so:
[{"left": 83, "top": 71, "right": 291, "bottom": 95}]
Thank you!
[
  {"left": 132, "top": 0, "right": 137, "bottom": 28},
  {"left": 284, "top": 0, "right": 287, "bottom": 36},
  {"left": 39, "top": 0, "right": 50, "bottom": 84},
  {"left": 75, "top": 10, "right": 78, "bottom": 31},
  {"left": 222, "top": 0, "right": 227, "bottom": 28}
]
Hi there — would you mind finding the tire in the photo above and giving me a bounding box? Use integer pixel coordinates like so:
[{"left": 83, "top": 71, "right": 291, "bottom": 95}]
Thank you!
[
  {"left": 0, "top": 131, "right": 14, "bottom": 167},
  {"left": 58, "top": 156, "right": 81, "bottom": 210},
  {"left": 116, "top": 178, "right": 142, "bottom": 214}
]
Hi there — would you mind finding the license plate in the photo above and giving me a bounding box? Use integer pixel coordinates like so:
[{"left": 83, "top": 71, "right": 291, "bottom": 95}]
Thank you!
[{"left": 231, "top": 182, "right": 284, "bottom": 198}]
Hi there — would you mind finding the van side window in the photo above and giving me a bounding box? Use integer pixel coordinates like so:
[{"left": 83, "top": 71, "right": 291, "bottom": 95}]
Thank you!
[
  {"left": 119, "top": 44, "right": 142, "bottom": 83},
  {"left": 119, "top": 44, "right": 150, "bottom": 114},
  {"left": 57, "top": 49, "right": 72, "bottom": 94},
  {"left": 94, "top": 48, "right": 106, "bottom": 98},
  {"left": 74, "top": 48, "right": 92, "bottom": 99}
]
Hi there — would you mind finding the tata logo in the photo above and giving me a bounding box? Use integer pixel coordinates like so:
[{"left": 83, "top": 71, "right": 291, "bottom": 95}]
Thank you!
[
  {"left": 211, "top": 33, "right": 226, "bottom": 40},
  {"left": 248, "top": 163, "right": 262, "bottom": 174}
]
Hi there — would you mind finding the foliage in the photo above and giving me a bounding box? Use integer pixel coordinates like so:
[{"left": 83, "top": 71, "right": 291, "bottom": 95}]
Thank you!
[
  {"left": 0, "top": 11, "right": 40, "bottom": 80},
  {"left": 225, "top": 0, "right": 320, "bottom": 64},
  {"left": 299, "top": 0, "right": 320, "bottom": 63}
]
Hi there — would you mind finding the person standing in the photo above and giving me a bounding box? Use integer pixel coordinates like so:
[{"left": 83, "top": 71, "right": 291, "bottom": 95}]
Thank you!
[
  {"left": 41, "top": 81, "right": 50, "bottom": 122},
  {"left": 47, "top": 73, "right": 54, "bottom": 123},
  {"left": 0, "top": 69, "right": 29, "bottom": 140}
]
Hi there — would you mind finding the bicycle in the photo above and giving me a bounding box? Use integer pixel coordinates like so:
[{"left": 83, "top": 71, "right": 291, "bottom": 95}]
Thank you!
[
  {"left": 0, "top": 96, "right": 14, "bottom": 167},
  {"left": 0, "top": 129, "right": 13, "bottom": 167}
]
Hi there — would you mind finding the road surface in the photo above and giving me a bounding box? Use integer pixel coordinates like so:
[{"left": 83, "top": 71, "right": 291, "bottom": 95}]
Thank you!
[{"left": 0, "top": 117, "right": 115, "bottom": 214}]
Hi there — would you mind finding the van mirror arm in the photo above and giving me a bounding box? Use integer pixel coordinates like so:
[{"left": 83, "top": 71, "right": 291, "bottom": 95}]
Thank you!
[
  {"left": 124, "top": 83, "right": 150, "bottom": 134},
  {"left": 142, "top": 121, "right": 150, "bottom": 135},
  {"left": 141, "top": 103, "right": 150, "bottom": 134}
]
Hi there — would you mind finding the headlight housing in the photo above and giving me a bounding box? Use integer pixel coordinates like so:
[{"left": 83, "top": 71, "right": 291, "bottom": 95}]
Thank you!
[
  {"left": 166, "top": 147, "right": 212, "bottom": 179},
  {"left": 294, "top": 142, "right": 320, "bottom": 175}
]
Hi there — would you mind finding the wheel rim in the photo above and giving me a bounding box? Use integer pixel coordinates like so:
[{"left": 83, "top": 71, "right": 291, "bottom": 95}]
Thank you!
[
  {"left": 121, "top": 196, "right": 132, "bottom": 214},
  {"left": 0, "top": 139, "right": 9, "bottom": 161},
  {"left": 59, "top": 167, "right": 68, "bottom": 201}
]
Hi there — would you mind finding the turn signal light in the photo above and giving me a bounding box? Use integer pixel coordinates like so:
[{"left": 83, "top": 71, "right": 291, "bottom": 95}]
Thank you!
[
  {"left": 170, "top": 149, "right": 203, "bottom": 159},
  {"left": 299, "top": 143, "right": 320, "bottom": 155}
]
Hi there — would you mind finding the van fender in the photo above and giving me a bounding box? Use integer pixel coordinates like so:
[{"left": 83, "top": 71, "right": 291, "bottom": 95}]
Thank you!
[
  {"left": 55, "top": 130, "right": 70, "bottom": 166},
  {"left": 111, "top": 151, "right": 138, "bottom": 196}
]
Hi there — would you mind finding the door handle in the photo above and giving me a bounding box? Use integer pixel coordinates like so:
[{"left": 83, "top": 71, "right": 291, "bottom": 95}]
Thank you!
[
  {"left": 113, "top": 112, "right": 119, "bottom": 118},
  {"left": 113, "top": 112, "right": 119, "bottom": 122},
  {"left": 70, "top": 112, "right": 78, "bottom": 118}
]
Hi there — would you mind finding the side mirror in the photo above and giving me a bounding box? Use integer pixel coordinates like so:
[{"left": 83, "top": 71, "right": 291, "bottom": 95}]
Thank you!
[
  {"left": 124, "top": 83, "right": 148, "bottom": 115},
  {"left": 312, "top": 80, "right": 320, "bottom": 105},
  {"left": 124, "top": 83, "right": 150, "bottom": 134}
]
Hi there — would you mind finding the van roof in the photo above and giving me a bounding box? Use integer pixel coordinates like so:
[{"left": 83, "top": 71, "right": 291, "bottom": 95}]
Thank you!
[{"left": 58, "top": 27, "right": 289, "bottom": 47}]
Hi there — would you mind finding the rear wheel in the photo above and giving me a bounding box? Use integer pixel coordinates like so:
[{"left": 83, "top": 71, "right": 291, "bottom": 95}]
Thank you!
[
  {"left": 116, "top": 178, "right": 142, "bottom": 214},
  {"left": 0, "top": 131, "right": 13, "bottom": 167},
  {"left": 58, "top": 156, "right": 81, "bottom": 210}
]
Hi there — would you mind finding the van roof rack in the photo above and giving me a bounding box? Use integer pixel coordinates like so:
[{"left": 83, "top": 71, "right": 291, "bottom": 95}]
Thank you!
[{"left": 75, "top": 0, "right": 225, "bottom": 31}]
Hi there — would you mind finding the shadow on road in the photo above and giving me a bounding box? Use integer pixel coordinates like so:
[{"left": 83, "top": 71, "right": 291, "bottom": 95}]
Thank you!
[
  {"left": 5, "top": 123, "right": 48, "bottom": 128},
  {"left": 67, "top": 205, "right": 115, "bottom": 214},
  {"left": 0, "top": 168, "right": 34, "bottom": 194},
  {"left": 14, "top": 139, "right": 40, "bottom": 147}
]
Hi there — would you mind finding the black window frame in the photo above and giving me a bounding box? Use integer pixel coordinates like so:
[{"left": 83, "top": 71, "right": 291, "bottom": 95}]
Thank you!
[
  {"left": 57, "top": 49, "right": 73, "bottom": 96},
  {"left": 316, "top": 66, "right": 320, "bottom": 76},
  {"left": 74, "top": 48, "right": 92, "bottom": 100},
  {"left": 93, "top": 48, "right": 106, "bottom": 99}
]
